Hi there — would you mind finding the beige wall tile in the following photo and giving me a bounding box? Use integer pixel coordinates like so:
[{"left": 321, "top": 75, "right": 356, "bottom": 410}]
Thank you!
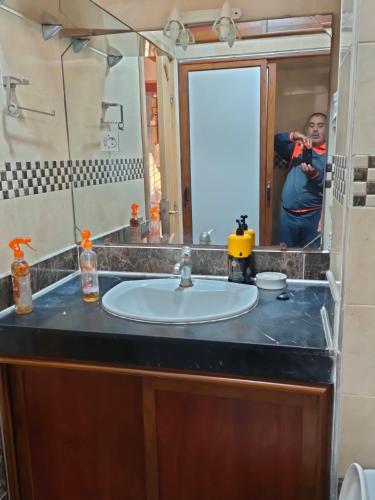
[
  {"left": 330, "top": 198, "right": 345, "bottom": 287},
  {"left": 352, "top": 43, "right": 375, "bottom": 155},
  {"left": 340, "top": 0, "right": 356, "bottom": 60},
  {"left": 339, "top": 394, "right": 375, "bottom": 475},
  {"left": 0, "top": 10, "right": 69, "bottom": 160},
  {"left": 336, "top": 49, "right": 353, "bottom": 155},
  {"left": 63, "top": 38, "right": 143, "bottom": 161},
  {"left": 0, "top": 10, "right": 75, "bottom": 275},
  {"left": 358, "top": 0, "right": 375, "bottom": 43},
  {"left": 73, "top": 179, "right": 145, "bottom": 240},
  {"left": 345, "top": 207, "right": 375, "bottom": 305},
  {"left": 0, "top": 190, "right": 75, "bottom": 276},
  {"left": 341, "top": 305, "right": 375, "bottom": 396}
]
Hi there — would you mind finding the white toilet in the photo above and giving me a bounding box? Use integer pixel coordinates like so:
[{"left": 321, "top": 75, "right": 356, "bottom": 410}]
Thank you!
[{"left": 339, "top": 463, "right": 375, "bottom": 499}]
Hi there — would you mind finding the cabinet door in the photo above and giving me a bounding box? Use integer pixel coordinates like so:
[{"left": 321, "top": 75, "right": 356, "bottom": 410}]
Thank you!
[
  {"left": 8, "top": 365, "right": 147, "bottom": 500},
  {"left": 144, "top": 376, "right": 331, "bottom": 500}
]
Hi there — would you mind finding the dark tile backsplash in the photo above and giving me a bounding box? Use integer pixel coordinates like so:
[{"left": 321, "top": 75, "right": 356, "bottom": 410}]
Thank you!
[
  {"left": 0, "top": 275, "right": 12, "bottom": 312},
  {"left": 303, "top": 252, "right": 330, "bottom": 280},
  {"left": 94, "top": 245, "right": 329, "bottom": 280},
  {"left": 251, "top": 251, "right": 304, "bottom": 278}
]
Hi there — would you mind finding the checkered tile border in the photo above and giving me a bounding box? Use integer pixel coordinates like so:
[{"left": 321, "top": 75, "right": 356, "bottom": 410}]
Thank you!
[
  {"left": 0, "top": 158, "right": 144, "bottom": 200},
  {"left": 0, "top": 160, "right": 70, "bottom": 200},
  {"left": 71, "top": 158, "right": 144, "bottom": 188},
  {"left": 332, "top": 155, "right": 347, "bottom": 205},
  {"left": 351, "top": 155, "right": 375, "bottom": 207}
]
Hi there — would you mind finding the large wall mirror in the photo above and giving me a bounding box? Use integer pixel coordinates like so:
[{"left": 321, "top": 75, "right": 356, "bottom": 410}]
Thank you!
[{"left": 61, "top": 0, "right": 336, "bottom": 249}]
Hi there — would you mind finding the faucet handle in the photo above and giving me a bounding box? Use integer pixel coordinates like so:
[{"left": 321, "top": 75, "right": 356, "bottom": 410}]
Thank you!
[{"left": 181, "top": 246, "right": 191, "bottom": 257}]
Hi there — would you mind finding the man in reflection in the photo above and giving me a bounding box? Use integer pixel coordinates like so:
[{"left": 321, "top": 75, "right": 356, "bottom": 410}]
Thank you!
[{"left": 274, "top": 113, "right": 327, "bottom": 248}]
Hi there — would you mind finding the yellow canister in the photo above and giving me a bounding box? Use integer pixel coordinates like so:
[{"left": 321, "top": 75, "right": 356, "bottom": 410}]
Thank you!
[{"left": 228, "top": 232, "right": 251, "bottom": 258}]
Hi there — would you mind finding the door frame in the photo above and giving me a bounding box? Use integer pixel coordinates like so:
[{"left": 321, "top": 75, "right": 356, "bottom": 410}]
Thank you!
[{"left": 178, "top": 58, "right": 275, "bottom": 245}]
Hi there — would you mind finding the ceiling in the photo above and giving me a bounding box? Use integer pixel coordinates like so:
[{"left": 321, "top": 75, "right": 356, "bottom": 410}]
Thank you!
[{"left": 93, "top": 0, "right": 341, "bottom": 32}]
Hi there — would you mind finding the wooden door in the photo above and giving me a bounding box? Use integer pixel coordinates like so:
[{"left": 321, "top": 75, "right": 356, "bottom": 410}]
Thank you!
[
  {"left": 144, "top": 375, "right": 331, "bottom": 500},
  {"left": 7, "top": 365, "right": 147, "bottom": 500},
  {"left": 179, "top": 59, "right": 276, "bottom": 246}
]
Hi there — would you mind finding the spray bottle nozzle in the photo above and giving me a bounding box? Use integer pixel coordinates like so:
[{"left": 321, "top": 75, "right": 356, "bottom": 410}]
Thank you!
[
  {"left": 131, "top": 203, "right": 139, "bottom": 217},
  {"left": 150, "top": 206, "right": 159, "bottom": 220},
  {"left": 9, "top": 238, "right": 36, "bottom": 259},
  {"left": 80, "top": 229, "right": 93, "bottom": 250}
]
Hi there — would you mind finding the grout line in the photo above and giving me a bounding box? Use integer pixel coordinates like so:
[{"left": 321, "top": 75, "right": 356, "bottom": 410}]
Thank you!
[{"left": 302, "top": 253, "right": 306, "bottom": 279}]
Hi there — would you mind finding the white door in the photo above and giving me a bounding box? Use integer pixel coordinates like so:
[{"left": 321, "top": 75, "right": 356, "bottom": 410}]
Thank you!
[{"left": 188, "top": 66, "right": 261, "bottom": 245}]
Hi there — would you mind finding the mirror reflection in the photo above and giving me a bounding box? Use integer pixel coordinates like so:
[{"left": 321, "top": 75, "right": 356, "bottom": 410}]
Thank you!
[{"left": 62, "top": 3, "right": 334, "bottom": 249}]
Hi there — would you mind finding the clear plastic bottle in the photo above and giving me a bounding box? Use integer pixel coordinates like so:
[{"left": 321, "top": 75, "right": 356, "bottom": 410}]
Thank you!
[
  {"left": 130, "top": 203, "right": 141, "bottom": 243},
  {"left": 79, "top": 230, "right": 99, "bottom": 303},
  {"left": 148, "top": 206, "right": 161, "bottom": 243},
  {"left": 9, "top": 238, "right": 35, "bottom": 314}
]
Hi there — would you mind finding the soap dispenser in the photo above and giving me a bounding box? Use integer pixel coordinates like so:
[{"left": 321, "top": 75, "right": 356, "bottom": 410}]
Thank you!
[
  {"left": 228, "top": 220, "right": 252, "bottom": 284},
  {"left": 240, "top": 215, "right": 256, "bottom": 249}
]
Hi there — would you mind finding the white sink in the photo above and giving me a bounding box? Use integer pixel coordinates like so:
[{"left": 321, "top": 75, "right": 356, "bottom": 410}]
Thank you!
[{"left": 102, "top": 278, "right": 258, "bottom": 324}]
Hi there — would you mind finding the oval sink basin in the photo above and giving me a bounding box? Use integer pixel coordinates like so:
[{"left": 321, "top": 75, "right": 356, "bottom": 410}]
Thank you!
[{"left": 102, "top": 278, "right": 258, "bottom": 324}]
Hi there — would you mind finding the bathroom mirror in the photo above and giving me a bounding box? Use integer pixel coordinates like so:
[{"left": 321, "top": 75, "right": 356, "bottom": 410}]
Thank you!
[{"left": 62, "top": 1, "right": 335, "bottom": 249}]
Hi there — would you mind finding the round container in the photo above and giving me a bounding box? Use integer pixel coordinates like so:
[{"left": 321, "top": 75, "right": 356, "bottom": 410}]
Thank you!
[{"left": 255, "top": 272, "right": 287, "bottom": 290}]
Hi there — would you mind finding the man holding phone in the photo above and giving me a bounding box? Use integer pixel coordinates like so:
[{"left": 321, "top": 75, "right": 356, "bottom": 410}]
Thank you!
[{"left": 274, "top": 112, "right": 327, "bottom": 248}]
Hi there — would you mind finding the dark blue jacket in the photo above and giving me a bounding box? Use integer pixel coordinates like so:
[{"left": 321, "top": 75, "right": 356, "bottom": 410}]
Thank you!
[{"left": 275, "top": 132, "right": 326, "bottom": 211}]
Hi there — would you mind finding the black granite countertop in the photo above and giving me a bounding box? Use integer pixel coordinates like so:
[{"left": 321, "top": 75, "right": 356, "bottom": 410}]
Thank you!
[{"left": 0, "top": 274, "right": 334, "bottom": 384}]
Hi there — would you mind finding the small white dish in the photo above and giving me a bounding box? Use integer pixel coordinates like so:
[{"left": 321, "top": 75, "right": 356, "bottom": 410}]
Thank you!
[{"left": 255, "top": 272, "right": 287, "bottom": 290}]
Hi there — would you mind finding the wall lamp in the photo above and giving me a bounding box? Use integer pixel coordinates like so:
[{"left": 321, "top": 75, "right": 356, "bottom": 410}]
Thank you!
[
  {"left": 163, "top": 8, "right": 195, "bottom": 51},
  {"left": 212, "top": 1, "right": 241, "bottom": 47}
]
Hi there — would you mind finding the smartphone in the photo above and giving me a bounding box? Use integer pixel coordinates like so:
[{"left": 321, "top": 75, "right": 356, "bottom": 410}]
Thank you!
[{"left": 302, "top": 147, "right": 312, "bottom": 165}]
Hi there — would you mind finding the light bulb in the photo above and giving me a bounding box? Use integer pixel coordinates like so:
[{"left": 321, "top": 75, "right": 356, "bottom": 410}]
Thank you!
[
  {"left": 212, "top": 15, "right": 239, "bottom": 47},
  {"left": 169, "top": 20, "right": 181, "bottom": 42},
  {"left": 218, "top": 17, "right": 231, "bottom": 40},
  {"left": 178, "top": 28, "right": 190, "bottom": 51}
]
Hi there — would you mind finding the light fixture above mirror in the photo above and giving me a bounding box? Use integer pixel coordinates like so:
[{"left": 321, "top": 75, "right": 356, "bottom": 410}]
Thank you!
[
  {"left": 162, "top": 8, "right": 195, "bottom": 51},
  {"left": 163, "top": 3, "right": 241, "bottom": 50},
  {"left": 212, "top": 1, "right": 241, "bottom": 47}
]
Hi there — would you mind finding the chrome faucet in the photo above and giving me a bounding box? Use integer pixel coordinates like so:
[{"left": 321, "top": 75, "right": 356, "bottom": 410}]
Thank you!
[{"left": 173, "top": 246, "right": 193, "bottom": 288}]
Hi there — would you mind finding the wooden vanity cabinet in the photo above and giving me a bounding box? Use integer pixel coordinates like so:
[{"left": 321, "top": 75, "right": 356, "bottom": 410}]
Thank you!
[{"left": 0, "top": 363, "right": 332, "bottom": 500}]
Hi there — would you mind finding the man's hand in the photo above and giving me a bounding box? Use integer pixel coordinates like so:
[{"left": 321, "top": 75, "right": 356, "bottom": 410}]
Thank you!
[
  {"left": 300, "top": 162, "right": 319, "bottom": 179},
  {"left": 292, "top": 131, "right": 312, "bottom": 149}
]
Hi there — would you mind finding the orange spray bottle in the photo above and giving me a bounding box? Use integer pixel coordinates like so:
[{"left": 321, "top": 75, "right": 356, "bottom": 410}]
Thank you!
[
  {"left": 130, "top": 203, "right": 141, "bottom": 243},
  {"left": 9, "top": 238, "right": 36, "bottom": 314},
  {"left": 79, "top": 229, "right": 99, "bottom": 303},
  {"left": 148, "top": 206, "right": 161, "bottom": 244}
]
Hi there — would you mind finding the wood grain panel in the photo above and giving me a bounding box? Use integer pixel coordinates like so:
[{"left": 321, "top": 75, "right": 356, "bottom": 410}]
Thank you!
[
  {"left": 8, "top": 366, "right": 147, "bottom": 500},
  {"left": 152, "top": 378, "right": 331, "bottom": 500}
]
